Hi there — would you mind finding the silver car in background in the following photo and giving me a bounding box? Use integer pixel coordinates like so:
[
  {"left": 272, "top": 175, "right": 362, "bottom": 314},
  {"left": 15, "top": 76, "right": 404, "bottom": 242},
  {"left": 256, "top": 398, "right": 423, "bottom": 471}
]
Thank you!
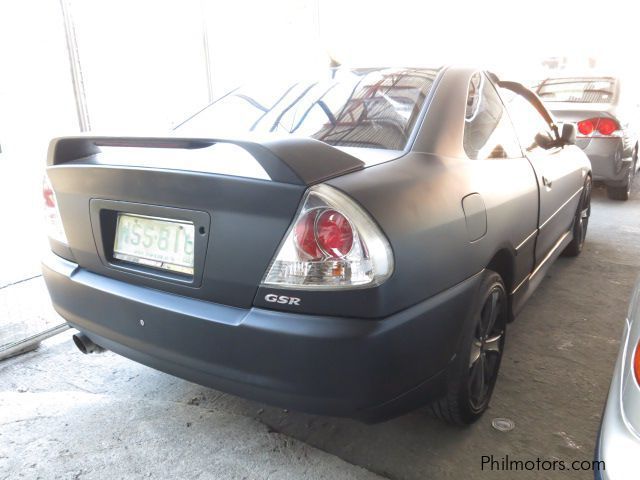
[
  {"left": 596, "top": 278, "right": 640, "bottom": 479},
  {"left": 535, "top": 77, "right": 639, "bottom": 200}
]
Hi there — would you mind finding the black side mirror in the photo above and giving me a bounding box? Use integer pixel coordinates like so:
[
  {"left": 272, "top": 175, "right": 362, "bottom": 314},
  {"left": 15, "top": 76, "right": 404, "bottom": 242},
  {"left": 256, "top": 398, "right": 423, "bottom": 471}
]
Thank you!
[{"left": 559, "top": 123, "right": 576, "bottom": 146}]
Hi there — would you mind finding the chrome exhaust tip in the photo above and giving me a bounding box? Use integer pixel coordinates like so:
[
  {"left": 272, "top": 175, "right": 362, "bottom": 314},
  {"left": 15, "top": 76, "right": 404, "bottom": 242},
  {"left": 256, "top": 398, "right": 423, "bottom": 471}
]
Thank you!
[{"left": 72, "top": 332, "right": 105, "bottom": 354}]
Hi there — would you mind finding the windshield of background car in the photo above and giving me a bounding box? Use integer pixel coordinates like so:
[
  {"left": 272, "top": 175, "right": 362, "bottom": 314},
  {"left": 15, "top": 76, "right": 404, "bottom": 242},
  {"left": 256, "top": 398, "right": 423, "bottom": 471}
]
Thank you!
[
  {"left": 535, "top": 78, "right": 616, "bottom": 103},
  {"left": 177, "top": 68, "right": 440, "bottom": 151}
]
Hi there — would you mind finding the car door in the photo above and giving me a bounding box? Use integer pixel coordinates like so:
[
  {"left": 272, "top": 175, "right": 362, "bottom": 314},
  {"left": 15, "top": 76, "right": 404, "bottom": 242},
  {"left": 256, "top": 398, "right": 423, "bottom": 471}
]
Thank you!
[
  {"left": 462, "top": 73, "right": 540, "bottom": 288},
  {"left": 501, "top": 90, "right": 584, "bottom": 265}
]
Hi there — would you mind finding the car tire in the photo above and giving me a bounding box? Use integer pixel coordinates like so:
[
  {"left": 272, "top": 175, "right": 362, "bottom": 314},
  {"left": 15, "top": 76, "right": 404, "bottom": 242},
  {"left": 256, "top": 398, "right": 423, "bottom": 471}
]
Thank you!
[
  {"left": 430, "top": 270, "right": 507, "bottom": 425},
  {"left": 607, "top": 154, "right": 635, "bottom": 201},
  {"left": 563, "top": 175, "right": 592, "bottom": 257},
  {"left": 606, "top": 178, "right": 631, "bottom": 201}
]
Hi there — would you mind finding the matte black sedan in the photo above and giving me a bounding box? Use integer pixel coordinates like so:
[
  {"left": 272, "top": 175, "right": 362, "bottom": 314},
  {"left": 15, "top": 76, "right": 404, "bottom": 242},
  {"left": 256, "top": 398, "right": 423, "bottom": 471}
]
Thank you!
[
  {"left": 535, "top": 76, "right": 639, "bottom": 200},
  {"left": 42, "top": 67, "right": 592, "bottom": 425}
]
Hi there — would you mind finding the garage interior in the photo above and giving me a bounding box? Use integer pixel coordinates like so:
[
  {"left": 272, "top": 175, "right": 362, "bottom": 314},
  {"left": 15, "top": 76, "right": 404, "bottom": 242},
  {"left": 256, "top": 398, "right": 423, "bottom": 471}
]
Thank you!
[{"left": 1, "top": 1, "right": 639, "bottom": 479}]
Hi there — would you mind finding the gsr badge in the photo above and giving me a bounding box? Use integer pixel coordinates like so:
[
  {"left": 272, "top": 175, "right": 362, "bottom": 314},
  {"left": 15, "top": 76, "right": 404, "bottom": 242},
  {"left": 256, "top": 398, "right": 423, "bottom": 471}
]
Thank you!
[{"left": 264, "top": 294, "right": 301, "bottom": 305}]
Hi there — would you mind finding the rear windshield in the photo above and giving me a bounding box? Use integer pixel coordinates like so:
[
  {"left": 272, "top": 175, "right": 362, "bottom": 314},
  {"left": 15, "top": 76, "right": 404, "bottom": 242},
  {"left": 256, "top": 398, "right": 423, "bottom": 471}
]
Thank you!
[
  {"left": 535, "top": 78, "right": 616, "bottom": 103},
  {"left": 177, "top": 68, "right": 439, "bottom": 150}
]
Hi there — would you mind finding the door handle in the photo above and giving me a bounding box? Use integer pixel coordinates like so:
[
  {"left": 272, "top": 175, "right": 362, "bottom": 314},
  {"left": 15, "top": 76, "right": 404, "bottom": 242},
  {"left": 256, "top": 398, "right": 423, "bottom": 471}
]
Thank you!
[{"left": 542, "top": 176, "right": 553, "bottom": 188}]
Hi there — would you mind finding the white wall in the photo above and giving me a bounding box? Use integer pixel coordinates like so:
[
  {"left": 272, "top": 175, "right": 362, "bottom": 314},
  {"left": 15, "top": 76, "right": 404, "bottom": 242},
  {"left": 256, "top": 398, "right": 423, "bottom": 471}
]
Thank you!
[
  {"left": 0, "top": 0, "right": 78, "bottom": 162},
  {"left": 202, "top": 0, "right": 323, "bottom": 96},
  {"left": 317, "top": 0, "right": 640, "bottom": 83},
  {"left": 69, "top": 0, "right": 212, "bottom": 132},
  {"left": 0, "top": 0, "right": 79, "bottom": 281}
]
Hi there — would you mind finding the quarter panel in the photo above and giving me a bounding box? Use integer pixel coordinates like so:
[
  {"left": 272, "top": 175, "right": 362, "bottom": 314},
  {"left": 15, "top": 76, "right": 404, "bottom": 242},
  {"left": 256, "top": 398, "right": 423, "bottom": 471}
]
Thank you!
[
  {"left": 584, "top": 137, "right": 627, "bottom": 181},
  {"left": 455, "top": 156, "right": 539, "bottom": 288},
  {"left": 280, "top": 151, "right": 540, "bottom": 317},
  {"left": 257, "top": 152, "right": 472, "bottom": 318}
]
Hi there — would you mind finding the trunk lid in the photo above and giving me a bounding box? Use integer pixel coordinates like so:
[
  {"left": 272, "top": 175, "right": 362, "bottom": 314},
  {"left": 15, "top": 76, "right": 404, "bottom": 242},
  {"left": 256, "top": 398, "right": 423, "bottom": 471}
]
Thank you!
[{"left": 47, "top": 136, "right": 364, "bottom": 308}]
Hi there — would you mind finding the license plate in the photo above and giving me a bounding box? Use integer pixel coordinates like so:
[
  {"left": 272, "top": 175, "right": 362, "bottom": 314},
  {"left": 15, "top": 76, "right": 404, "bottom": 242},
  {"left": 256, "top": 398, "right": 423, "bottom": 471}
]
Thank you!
[{"left": 113, "top": 213, "right": 195, "bottom": 275}]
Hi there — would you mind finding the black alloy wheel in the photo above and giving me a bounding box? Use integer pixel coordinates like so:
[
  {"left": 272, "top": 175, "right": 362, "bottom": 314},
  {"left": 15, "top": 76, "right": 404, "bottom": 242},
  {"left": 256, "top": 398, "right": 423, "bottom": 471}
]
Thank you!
[
  {"left": 468, "top": 285, "right": 506, "bottom": 413},
  {"left": 431, "top": 271, "right": 507, "bottom": 425},
  {"left": 563, "top": 176, "right": 592, "bottom": 256}
]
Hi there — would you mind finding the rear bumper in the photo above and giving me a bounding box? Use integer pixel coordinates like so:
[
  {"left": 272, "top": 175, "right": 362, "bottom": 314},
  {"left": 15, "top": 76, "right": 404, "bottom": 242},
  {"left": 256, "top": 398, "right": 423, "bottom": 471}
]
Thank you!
[
  {"left": 42, "top": 252, "right": 480, "bottom": 422},
  {"left": 582, "top": 137, "right": 632, "bottom": 184}
]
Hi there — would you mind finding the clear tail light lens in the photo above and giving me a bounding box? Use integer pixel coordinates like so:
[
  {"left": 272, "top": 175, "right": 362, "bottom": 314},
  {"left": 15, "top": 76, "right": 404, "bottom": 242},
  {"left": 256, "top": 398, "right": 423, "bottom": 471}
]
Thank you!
[
  {"left": 577, "top": 117, "right": 620, "bottom": 137},
  {"left": 43, "top": 174, "right": 68, "bottom": 244},
  {"left": 262, "top": 184, "right": 393, "bottom": 289}
]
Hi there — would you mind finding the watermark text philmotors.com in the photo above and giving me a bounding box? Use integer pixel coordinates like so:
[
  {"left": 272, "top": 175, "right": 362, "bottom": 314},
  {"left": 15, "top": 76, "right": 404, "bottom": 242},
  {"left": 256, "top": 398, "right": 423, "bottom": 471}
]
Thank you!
[{"left": 481, "top": 455, "right": 605, "bottom": 473}]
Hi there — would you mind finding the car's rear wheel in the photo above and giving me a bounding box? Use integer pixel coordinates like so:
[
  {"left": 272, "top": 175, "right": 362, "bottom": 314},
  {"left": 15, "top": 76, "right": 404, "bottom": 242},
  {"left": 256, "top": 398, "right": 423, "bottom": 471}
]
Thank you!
[
  {"left": 606, "top": 147, "right": 635, "bottom": 201},
  {"left": 563, "top": 175, "right": 591, "bottom": 257},
  {"left": 606, "top": 170, "right": 632, "bottom": 201},
  {"left": 430, "top": 270, "right": 507, "bottom": 425}
]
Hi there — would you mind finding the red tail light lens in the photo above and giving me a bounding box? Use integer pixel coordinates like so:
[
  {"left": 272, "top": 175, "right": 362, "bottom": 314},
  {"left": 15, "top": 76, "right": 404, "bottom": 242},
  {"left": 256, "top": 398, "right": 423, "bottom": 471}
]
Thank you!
[
  {"left": 577, "top": 119, "right": 595, "bottom": 136},
  {"left": 597, "top": 118, "right": 618, "bottom": 136},
  {"left": 43, "top": 180, "right": 56, "bottom": 208},
  {"left": 295, "top": 211, "right": 323, "bottom": 259},
  {"left": 577, "top": 118, "right": 619, "bottom": 136},
  {"left": 634, "top": 340, "right": 640, "bottom": 386},
  {"left": 264, "top": 184, "right": 393, "bottom": 288},
  {"left": 317, "top": 210, "right": 354, "bottom": 258},
  {"left": 294, "top": 208, "right": 354, "bottom": 259}
]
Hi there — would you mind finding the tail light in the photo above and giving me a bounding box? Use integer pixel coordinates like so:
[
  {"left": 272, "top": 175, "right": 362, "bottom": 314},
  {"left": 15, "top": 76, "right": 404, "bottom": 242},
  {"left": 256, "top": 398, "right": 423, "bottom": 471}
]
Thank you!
[
  {"left": 577, "top": 117, "right": 620, "bottom": 137},
  {"left": 577, "top": 119, "right": 595, "bottom": 136},
  {"left": 262, "top": 184, "right": 393, "bottom": 289},
  {"left": 634, "top": 339, "right": 640, "bottom": 387},
  {"left": 43, "top": 174, "right": 68, "bottom": 244}
]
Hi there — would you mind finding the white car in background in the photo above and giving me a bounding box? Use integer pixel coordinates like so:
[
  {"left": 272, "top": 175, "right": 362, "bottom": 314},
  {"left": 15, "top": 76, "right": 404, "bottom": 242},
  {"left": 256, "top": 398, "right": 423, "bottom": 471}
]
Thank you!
[{"left": 534, "top": 76, "right": 639, "bottom": 201}]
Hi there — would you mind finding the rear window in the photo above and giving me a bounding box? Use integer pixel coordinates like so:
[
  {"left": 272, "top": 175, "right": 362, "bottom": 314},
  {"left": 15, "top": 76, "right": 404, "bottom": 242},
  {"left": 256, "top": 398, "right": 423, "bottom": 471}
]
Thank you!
[
  {"left": 177, "top": 68, "right": 440, "bottom": 151},
  {"left": 535, "top": 78, "right": 616, "bottom": 103}
]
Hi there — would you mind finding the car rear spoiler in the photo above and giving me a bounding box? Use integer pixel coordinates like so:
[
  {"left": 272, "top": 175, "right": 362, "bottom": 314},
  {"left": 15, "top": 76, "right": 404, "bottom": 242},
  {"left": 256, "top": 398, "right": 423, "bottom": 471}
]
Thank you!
[{"left": 47, "top": 135, "right": 365, "bottom": 186}]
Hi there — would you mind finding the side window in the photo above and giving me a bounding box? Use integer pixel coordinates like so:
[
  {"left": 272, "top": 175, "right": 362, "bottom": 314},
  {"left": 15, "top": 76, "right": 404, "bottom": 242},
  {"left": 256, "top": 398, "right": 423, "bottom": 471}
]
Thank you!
[
  {"left": 499, "top": 89, "right": 557, "bottom": 154},
  {"left": 463, "top": 73, "right": 522, "bottom": 160}
]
